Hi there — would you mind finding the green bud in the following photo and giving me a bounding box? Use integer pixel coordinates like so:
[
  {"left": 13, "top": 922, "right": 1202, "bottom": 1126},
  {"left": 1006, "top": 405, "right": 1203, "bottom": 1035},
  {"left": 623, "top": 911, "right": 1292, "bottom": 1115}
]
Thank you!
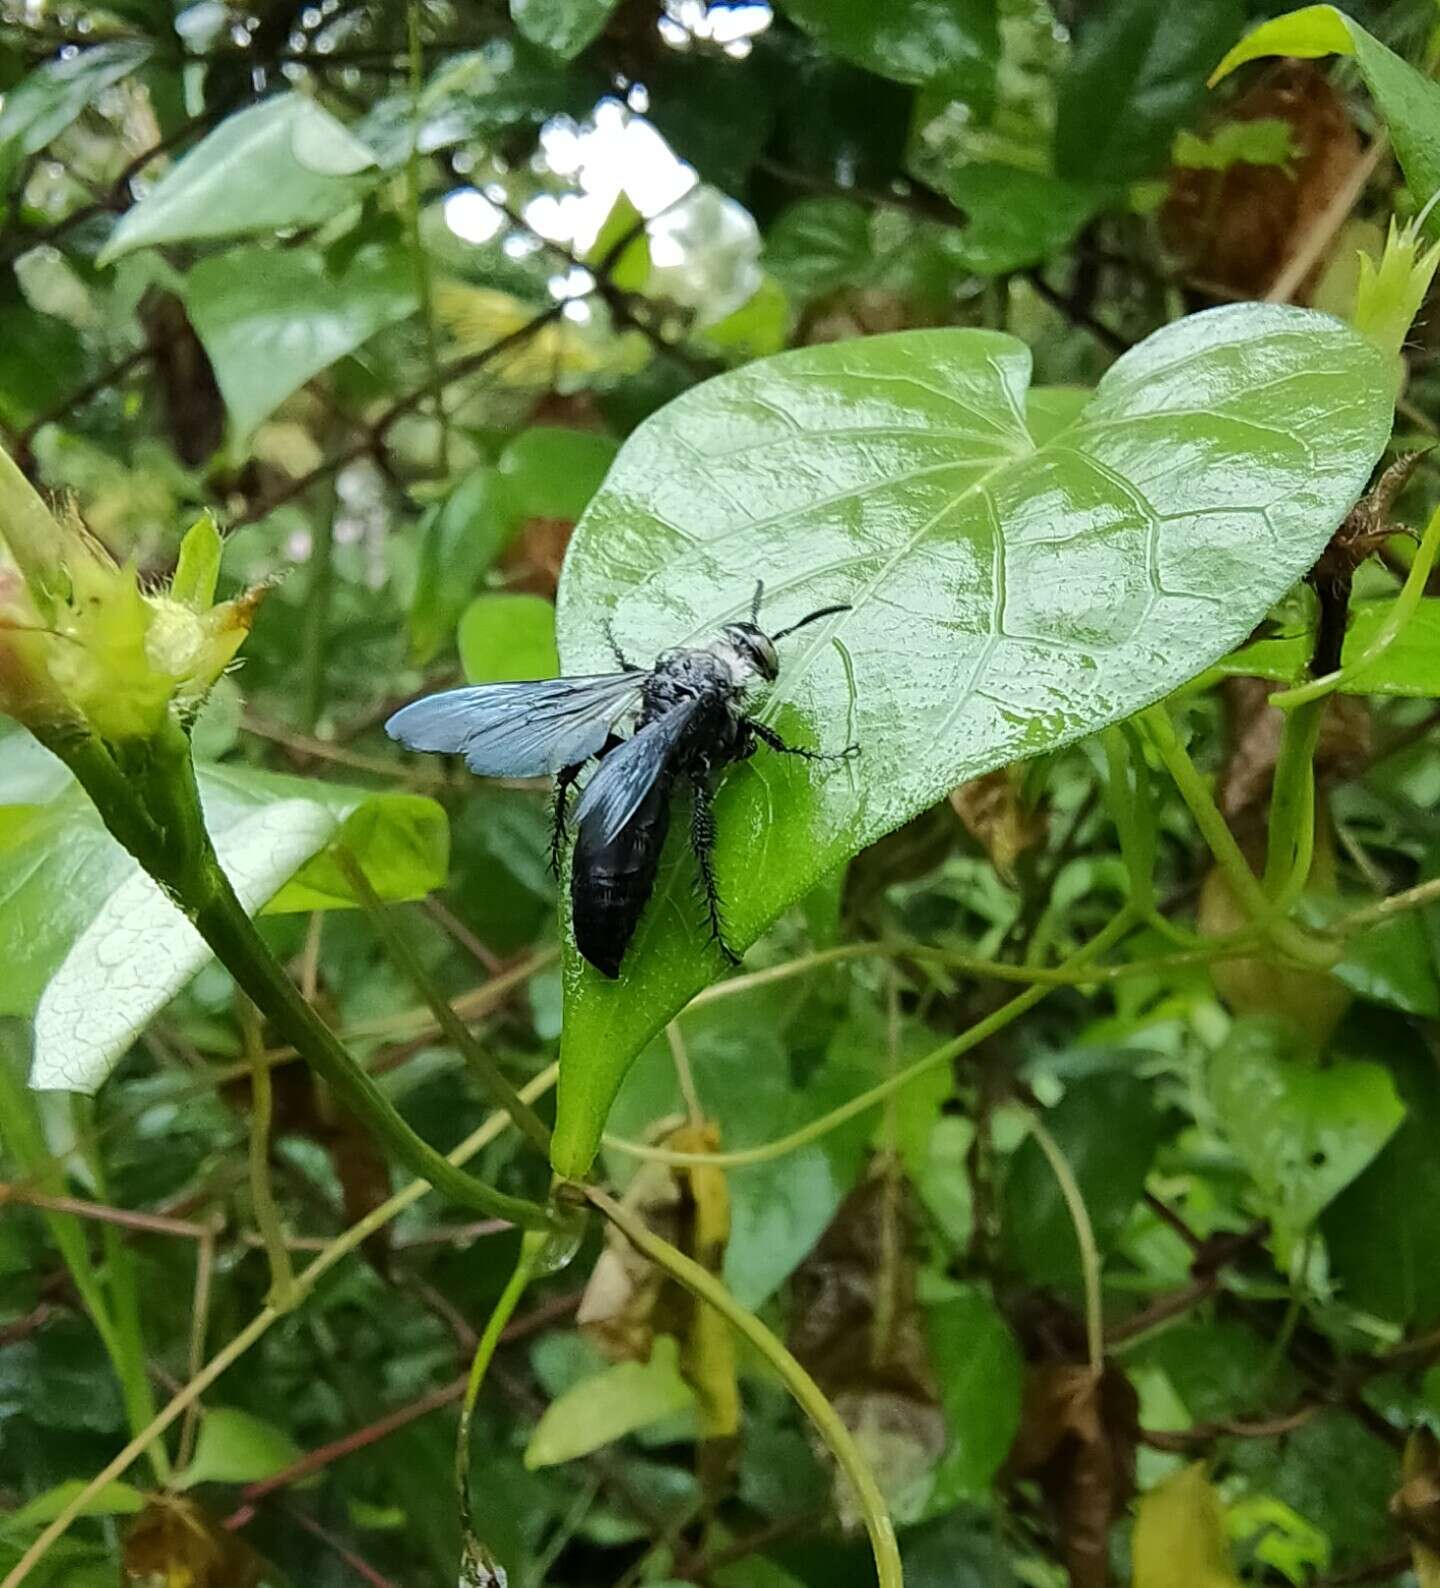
[{"left": 1351, "top": 210, "right": 1440, "bottom": 361}]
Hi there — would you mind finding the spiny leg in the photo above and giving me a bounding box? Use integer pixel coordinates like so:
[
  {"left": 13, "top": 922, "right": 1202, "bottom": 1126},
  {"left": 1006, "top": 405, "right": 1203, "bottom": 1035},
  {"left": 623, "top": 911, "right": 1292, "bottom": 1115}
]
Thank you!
[
  {"left": 744, "top": 718, "right": 860, "bottom": 762},
  {"left": 550, "top": 762, "right": 584, "bottom": 876},
  {"left": 602, "top": 616, "right": 642, "bottom": 672},
  {"left": 689, "top": 773, "right": 740, "bottom": 966}
]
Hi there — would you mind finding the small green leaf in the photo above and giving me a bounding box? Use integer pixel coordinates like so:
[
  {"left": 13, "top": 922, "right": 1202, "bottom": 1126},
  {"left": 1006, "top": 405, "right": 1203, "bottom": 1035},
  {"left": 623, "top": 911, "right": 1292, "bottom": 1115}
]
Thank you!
[
  {"left": 170, "top": 515, "right": 222, "bottom": 609},
  {"left": 1211, "top": 6, "right": 1440, "bottom": 233},
  {"left": 1324, "top": 1036, "right": 1440, "bottom": 1327},
  {"left": 509, "top": 0, "right": 620, "bottom": 60},
  {"left": 497, "top": 426, "right": 619, "bottom": 522},
  {"left": 778, "top": 0, "right": 999, "bottom": 110},
  {"left": 3, "top": 754, "right": 447, "bottom": 1092},
  {"left": 5, "top": 1479, "right": 146, "bottom": 1530},
  {"left": 1056, "top": 0, "right": 1243, "bottom": 184},
  {"left": 921, "top": 1289, "right": 1023, "bottom": 1507},
  {"left": 174, "top": 1407, "right": 302, "bottom": 1489},
  {"left": 98, "top": 94, "right": 379, "bottom": 264},
  {"left": 1003, "top": 1073, "right": 1171, "bottom": 1286},
  {"left": 1216, "top": 598, "right": 1440, "bottom": 696},
  {"left": 186, "top": 242, "right": 417, "bottom": 440},
  {"left": 585, "top": 192, "right": 650, "bottom": 292},
  {"left": 458, "top": 592, "right": 559, "bottom": 684},
  {"left": 409, "top": 466, "right": 520, "bottom": 665},
  {"left": 933, "top": 165, "right": 1105, "bottom": 276},
  {"left": 524, "top": 1335, "right": 695, "bottom": 1468},
  {"left": 1173, "top": 119, "right": 1296, "bottom": 171},
  {"left": 551, "top": 304, "right": 1396, "bottom": 1176},
  {"left": 1209, "top": 1017, "right": 1405, "bottom": 1255},
  {"left": 699, "top": 276, "right": 791, "bottom": 361},
  {"left": 764, "top": 199, "right": 873, "bottom": 301},
  {"left": 0, "top": 43, "right": 152, "bottom": 190}
]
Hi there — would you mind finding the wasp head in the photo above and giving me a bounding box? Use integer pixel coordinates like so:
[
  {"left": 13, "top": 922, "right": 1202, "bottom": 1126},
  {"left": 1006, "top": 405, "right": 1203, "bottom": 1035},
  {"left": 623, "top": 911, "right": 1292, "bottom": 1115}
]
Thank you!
[{"left": 720, "top": 622, "right": 780, "bottom": 682}]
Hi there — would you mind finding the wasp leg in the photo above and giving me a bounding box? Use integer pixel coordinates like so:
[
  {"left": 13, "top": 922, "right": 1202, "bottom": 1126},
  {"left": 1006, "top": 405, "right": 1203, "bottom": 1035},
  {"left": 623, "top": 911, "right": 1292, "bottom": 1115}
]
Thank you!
[
  {"left": 689, "top": 774, "right": 741, "bottom": 966},
  {"left": 744, "top": 718, "right": 860, "bottom": 762},
  {"left": 550, "top": 762, "right": 584, "bottom": 876},
  {"left": 602, "top": 616, "right": 643, "bottom": 673}
]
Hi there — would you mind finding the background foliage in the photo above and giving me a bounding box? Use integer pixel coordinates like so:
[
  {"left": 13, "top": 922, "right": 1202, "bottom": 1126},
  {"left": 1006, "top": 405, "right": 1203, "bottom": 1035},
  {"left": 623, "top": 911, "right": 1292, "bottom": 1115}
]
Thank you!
[{"left": 4, "top": 1, "right": 1440, "bottom": 1585}]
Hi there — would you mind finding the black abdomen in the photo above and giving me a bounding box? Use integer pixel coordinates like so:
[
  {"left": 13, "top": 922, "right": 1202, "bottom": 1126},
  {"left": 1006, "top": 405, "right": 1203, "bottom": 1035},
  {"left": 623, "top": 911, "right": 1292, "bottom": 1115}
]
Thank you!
[{"left": 571, "top": 780, "right": 670, "bottom": 978}]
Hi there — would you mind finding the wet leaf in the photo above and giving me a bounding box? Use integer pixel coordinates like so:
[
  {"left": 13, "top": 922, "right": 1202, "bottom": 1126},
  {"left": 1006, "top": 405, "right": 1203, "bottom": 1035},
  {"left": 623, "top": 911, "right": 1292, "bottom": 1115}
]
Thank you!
[
  {"left": 1216, "top": 598, "right": 1440, "bottom": 696},
  {"left": 551, "top": 305, "right": 1396, "bottom": 1175},
  {"left": 510, "top": 0, "right": 619, "bottom": 60},
  {"left": 1209, "top": 1017, "right": 1404, "bottom": 1255},
  {"left": 2, "top": 746, "right": 446, "bottom": 1091}
]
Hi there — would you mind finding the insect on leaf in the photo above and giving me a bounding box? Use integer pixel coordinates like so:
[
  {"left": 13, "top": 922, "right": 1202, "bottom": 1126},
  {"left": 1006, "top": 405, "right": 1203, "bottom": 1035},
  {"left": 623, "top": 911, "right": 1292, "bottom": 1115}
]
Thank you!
[{"left": 550, "top": 304, "right": 1397, "bottom": 1176}]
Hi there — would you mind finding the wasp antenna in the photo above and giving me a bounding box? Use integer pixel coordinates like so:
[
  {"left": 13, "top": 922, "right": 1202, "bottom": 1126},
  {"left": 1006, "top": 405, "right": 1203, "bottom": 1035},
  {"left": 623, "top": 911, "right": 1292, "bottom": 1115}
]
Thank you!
[
  {"left": 750, "top": 579, "right": 764, "bottom": 625},
  {"left": 770, "top": 602, "right": 851, "bottom": 643}
]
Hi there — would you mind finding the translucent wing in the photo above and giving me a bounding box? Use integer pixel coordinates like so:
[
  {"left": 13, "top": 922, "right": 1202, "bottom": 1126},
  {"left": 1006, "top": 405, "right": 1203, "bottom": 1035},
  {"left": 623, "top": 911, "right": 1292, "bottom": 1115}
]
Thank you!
[
  {"left": 384, "top": 673, "right": 643, "bottom": 778},
  {"left": 574, "top": 697, "right": 703, "bottom": 847}
]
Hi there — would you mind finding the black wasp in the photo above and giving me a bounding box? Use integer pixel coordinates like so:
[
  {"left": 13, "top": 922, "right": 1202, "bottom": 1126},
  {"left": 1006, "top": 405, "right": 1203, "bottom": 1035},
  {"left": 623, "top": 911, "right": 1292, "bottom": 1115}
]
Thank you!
[{"left": 384, "top": 583, "right": 858, "bottom": 978}]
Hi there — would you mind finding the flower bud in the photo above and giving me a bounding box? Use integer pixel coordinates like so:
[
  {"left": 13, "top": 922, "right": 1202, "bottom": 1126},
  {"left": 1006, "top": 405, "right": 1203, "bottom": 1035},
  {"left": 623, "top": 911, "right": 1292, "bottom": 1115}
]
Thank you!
[{"left": 0, "top": 446, "right": 263, "bottom": 741}]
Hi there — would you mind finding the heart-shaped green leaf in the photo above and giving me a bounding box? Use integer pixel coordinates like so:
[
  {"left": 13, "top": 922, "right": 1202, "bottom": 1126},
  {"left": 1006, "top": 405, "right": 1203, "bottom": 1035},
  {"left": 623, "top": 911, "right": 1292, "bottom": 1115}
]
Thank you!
[
  {"left": 1210, "top": 1017, "right": 1404, "bottom": 1258},
  {"left": 186, "top": 242, "right": 417, "bottom": 441},
  {"left": 0, "top": 736, "right": 447, "bottom": 1093},
  {"left": 97, "top": 94, "right": 379, "bottom": 265},
  {"left": 551, "top": 304, "right": 1396, "bottom": 1175}
]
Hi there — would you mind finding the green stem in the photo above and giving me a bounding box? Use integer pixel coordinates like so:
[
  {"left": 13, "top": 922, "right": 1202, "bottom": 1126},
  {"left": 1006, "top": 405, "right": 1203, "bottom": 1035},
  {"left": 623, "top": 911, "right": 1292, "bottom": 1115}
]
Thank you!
[
  {"left": 1270, "top": 502, "right": 1440, "bottom": 710},
  {"left": 1138, "top": 705, "right": 1335, "bottom": 969},
  {"left": 585, "top": 1186, "right": 902, "bottom": 1588},
  {"left": 0, "top": 1065, "right": 560, "bottom": 1588},
  {"left": 1026, "top": 1110, "right": 1103, "bottom": 1379},
  {"left": 300, "top": 495, "right": 337, "bottom": 735},
  {"left": 334, "top": 849, "right": 552, "bottom": 1158},
  {"left": 455, "top": 1230, "right": 544, "bottom": 1548},
  {"left": 1263, "top": 697, "right": 1323, "bottom": 908},
  {"left": 405, "top": 0, "right": 448, "bottom": 478},
  {"left": 54, "top": 724, "right": 555, "bottom": 1232},
  {"left": 606, "top": 908, "right": 1139, "bottom": 1170},
  {"left": 239, "top": 998, "right": 296, "bottom": 1309}
]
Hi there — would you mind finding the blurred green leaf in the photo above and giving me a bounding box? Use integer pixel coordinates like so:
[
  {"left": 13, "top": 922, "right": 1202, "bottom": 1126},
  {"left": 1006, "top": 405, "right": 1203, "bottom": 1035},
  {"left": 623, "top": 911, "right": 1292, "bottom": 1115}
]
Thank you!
[
  {"left": 497, "top": 426, "right": 619, "bottom": 521},
  {"left": 524, "top": 1335, "right": 695, "bottom": 1468},
  {"left": 99, "top": 94, "right": 379, "bottom": 263},
  {"left": 921, "top": 1288, "right": 1022, "bottom": 1506},
  {"left": 764, "top": 199, "right": 872, "bottom": 300},
  {"left": 779, "top": 0, "right": 999, "bottom": 110},
  {"left": 174, "top": 1407, "right": 302, "bottom": 1489},
  {"left": 1003, "top": 1073, "right": 1171, "bottom": 1285},
  {"left": 1209, "top": 1017, "right": 1404, "bottom": 1254},
  {"left": 1212, "top": 5, "right": 1440, "bottom": 232},
  {"left": 0, "top": 42, "right": 152, "bottom": 191},
  {"left": 186, "top": 242, "right": 417, "bottom": 440},
  {"left": 409, "top": 466, "right": 521, "bottom": 665},
  {"left": 934, "top": 165, "right": 1105, "bottom": 275},
  {"left": 1056, "top": 0, "right": 1243, "bottom": 184},
  {"left": 1324, "top": 1036, "right": 1440, "bottom": 1327},
  {"left": 4, "top": 1478, "right": 146, "bottom": 1529},
  {"left": 459, "top": 592, "right": 560, "bottom": 683},
  {"left": 2, "top": 753, "right": 446, "bottom": 1091},
  {"left": 552, "top": 305, "right": 1396, "bottom": 1175},
  {"left": 509, "top": 0, "right": 620, "bottom": 60}
]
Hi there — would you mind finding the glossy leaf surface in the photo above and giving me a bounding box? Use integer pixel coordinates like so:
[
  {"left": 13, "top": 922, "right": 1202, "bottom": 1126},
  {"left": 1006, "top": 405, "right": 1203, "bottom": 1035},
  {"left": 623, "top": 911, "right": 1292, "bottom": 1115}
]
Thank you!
[
  {"left": 0, "top": 738, "right": 447, "bottom": 1092},
  {"left": 509, "top": 0, "right": 620, "bottom": 61},
  {"left": 550, "top": 304, "right": 1396, "bottom": 1174},
  {"left": 98, "top": 94, "right": 379, "bottom": 263}
]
